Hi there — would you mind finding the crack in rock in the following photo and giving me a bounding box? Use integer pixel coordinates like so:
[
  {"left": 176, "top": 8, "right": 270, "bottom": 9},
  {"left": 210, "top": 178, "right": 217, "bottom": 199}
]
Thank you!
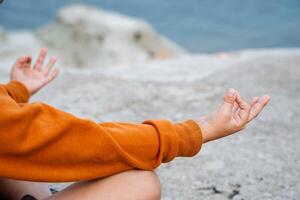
[{"left": 197, "top": 184, "right": 241, "bottom": 199}]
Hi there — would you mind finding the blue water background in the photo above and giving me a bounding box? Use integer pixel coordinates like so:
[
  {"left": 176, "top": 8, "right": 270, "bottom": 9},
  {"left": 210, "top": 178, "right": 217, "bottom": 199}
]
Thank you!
[{"left": 0, "top": 0, "right": 299, "bottom": 53}]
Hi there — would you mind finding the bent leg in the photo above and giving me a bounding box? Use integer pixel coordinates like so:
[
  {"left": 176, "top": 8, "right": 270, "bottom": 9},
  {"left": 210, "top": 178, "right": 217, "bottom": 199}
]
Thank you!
[{"left": 46, "top": 170, "right": 161, "bottom": 200}]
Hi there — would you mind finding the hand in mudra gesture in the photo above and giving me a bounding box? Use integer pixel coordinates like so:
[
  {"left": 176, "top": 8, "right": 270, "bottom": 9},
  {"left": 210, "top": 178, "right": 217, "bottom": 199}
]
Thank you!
[
  {"left": 10, "top": 48, "right": 59, "bottom": 95},
  {"left": 197, "top": 88, "right": 270, "bottom": 143}
]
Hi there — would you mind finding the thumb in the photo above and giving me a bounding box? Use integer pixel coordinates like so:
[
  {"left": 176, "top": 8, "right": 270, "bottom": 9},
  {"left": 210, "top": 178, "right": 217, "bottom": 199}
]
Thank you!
[
  {"left": 14, "top": 56, "right": 31, "bottom": 67},
  {"left": 219, "top": 88, "right": 237, "bottom": 116}
]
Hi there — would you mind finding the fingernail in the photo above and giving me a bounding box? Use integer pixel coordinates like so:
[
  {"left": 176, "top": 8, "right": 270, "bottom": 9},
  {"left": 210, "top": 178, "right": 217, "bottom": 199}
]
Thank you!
[
  {"left": 41, "top": 47, "right": 48, "bottom": 52},
  {"left": 228, "top": 88, "right": 235, "bottom": 97}
]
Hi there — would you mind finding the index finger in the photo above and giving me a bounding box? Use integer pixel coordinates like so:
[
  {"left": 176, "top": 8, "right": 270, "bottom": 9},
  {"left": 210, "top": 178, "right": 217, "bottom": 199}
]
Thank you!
[{"left": 248, "top": 95, "right": 271, "bottom": 122}]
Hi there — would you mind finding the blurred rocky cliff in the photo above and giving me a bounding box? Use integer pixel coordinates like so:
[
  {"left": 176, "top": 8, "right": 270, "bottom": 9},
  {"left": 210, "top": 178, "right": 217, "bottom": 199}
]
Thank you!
[{"left": 0, "top": 4, "right": 185, "bottom": 68}]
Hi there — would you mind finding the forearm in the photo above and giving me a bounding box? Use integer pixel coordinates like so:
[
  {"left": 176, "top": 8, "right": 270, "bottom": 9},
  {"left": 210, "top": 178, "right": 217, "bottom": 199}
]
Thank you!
[{"left": 0, "top": 82, "right": 202, "bottom": 182}]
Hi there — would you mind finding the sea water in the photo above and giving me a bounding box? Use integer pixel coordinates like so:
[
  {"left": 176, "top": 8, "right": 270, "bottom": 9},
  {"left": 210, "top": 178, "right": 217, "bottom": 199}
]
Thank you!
[{"left": 0, "top": 0, "right": 299, "bottom": 53}]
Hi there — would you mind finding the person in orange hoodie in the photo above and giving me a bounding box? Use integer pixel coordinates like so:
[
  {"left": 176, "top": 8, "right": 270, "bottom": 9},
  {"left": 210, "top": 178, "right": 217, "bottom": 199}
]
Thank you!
[{"left": 0, "top": 49, "right": 270, "bottom": 200}]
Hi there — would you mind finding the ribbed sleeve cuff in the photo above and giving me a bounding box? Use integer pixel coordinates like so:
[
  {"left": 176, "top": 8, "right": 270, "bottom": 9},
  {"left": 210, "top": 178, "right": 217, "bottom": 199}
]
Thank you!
[
  {"left": 174, "top": 119, "right": 203, "bottom": 157},
  {"left": 143, "top": 119, "right": 203, "bottom": 164},
  {"left": 4, "top": 81, "right": 30, "bottom": 103}
]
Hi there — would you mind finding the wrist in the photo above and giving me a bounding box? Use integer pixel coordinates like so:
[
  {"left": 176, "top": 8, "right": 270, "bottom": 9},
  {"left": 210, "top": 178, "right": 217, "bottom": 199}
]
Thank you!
[
  {"left": 11, "top": 79, "right": 34, "bottom": 96},
  {"left": 196, "top": 116, "right": 217, "bottom": 143},
  {"left": 11, "top": 80, "right": 32, "bottom": 96}
]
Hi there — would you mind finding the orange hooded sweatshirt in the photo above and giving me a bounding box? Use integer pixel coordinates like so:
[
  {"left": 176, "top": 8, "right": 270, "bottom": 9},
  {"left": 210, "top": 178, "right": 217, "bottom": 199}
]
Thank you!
[{"left": 0, "top": 81, "right": 203, "bottom": 182}]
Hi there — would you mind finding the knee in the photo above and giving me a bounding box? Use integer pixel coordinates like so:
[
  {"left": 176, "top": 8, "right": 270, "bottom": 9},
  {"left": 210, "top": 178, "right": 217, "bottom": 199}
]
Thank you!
[
  {"left": 126, "top": 170, "right": 161, "bottom": 200},
  {"left": 137, "top": 170, "right": 161, "bottom": 200},
  {"left": 71, "top": 170, "right": 161, "bottom": 200}
]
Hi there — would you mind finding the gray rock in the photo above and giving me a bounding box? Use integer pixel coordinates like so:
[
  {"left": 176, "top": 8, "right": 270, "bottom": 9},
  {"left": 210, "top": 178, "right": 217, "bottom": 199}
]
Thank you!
[{"left": 36, "top": 4, "right": 185, "bottom": 68}]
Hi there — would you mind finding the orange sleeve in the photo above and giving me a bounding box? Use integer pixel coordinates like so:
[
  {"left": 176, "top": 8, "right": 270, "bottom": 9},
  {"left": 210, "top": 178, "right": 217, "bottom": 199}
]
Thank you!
[{"left": 0, "top": 81, "right": 203, "bottom": 182}]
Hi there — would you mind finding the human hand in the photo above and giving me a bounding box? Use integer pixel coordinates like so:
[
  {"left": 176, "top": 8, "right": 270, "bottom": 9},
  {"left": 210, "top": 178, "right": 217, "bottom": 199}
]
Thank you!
[
  {"left": 10, "top": 48, "right": 59, "bottom": 95},
  {"left": 197, "top": 88, "right": 270, "bottom": 143}
]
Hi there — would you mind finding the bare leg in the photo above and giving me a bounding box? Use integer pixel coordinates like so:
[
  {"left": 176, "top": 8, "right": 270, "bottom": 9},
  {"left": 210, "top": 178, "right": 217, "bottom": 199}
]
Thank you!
[
  {"left": 0, "top": 170, "right": 161, "bottom": 200},
  {"left": 46, "top": 170, "right": 161, "bottom": 200}
]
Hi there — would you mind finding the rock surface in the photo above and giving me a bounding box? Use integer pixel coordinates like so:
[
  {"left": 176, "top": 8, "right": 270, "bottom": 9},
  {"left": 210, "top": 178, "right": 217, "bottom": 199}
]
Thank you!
[{"left": 1, "top": 48, "right": 299, "bottom": 199}]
